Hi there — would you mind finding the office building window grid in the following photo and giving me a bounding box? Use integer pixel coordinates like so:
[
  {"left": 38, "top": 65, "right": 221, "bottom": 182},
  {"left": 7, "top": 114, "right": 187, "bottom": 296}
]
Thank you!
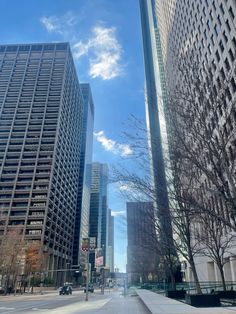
[{"left": 0, "top": 43, "right": 83, "bottom": 263}]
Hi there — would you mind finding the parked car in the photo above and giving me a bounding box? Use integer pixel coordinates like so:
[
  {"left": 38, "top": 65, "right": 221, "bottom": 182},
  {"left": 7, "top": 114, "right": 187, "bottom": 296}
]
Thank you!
[
  {"left": 0, "top": 287, "right": 4, "bottom": 294},
  {"left": 84, "top": 284, "right": 94, "bottom": 293},
  {"left": 59, "top": 285, "right": 72, "bottom": 295}
]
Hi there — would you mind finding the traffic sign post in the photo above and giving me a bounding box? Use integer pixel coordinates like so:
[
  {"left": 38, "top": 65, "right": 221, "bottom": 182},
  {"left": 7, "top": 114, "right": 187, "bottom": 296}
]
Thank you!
[{"left": 81, "top": 237, "right": 96, "bottom": 301}]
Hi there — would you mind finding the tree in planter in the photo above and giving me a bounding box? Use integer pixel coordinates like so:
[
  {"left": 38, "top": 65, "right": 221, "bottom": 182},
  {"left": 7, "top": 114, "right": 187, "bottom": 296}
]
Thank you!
[
  {"left": 196, "top": 213, "right": 236, "bottom": 292},
  {"left": 164, "top": 52, "right": 236, "bottom": 292},
  {"left": 114, "top": 105, "right": 235, "bottom": 294}
]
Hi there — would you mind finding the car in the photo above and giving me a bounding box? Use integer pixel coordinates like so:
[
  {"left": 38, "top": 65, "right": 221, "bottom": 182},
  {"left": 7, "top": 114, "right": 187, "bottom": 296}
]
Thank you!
[
  {"left": 84, "top": 285, "right": 94, "bottom": 293},
  {"left": 59, "top": 285, "right": 72, "bottom": 295}
]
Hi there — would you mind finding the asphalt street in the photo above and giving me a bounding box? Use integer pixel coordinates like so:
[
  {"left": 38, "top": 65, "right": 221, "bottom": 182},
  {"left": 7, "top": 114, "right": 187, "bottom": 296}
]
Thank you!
[{"left": 0, "top": 290, "right": 149, "bottom": 314}]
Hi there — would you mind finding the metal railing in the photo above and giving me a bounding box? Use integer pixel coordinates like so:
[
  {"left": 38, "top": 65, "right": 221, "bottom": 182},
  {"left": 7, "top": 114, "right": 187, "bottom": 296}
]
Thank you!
[{"left": 133, "top": 281, "right": 236, "bottom": 294}]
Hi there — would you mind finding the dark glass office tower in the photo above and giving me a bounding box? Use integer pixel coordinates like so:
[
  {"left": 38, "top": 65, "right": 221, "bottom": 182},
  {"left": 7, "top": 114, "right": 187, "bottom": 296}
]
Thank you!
[
  {"left": 127, "top": 202, "right": 158, "bottom": 284},
  {"left": 139, "top": 0, "right": 173, "bottom": 242},
  {"left": 0, "top": 43, "right": 84, "bottom": 284},
  {"left": 73, "top": 83, "right": 94, "bottom": 268},
  {"left": 89, "top": 163, "right": 108, "bottom": 271}
]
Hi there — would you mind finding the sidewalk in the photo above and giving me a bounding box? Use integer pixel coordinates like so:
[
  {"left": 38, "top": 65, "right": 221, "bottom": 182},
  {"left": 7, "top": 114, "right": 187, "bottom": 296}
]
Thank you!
[
  {"left": 136, "top": 289, "right": 236, "bottom": 314},
  {"left": 94, "top": 293, "right": 150, "bottom": 313}
]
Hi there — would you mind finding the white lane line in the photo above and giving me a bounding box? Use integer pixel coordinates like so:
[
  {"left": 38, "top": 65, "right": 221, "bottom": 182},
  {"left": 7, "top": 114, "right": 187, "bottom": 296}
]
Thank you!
[{"left": 0, "top": 307, "right": 15, "bottom": 310}]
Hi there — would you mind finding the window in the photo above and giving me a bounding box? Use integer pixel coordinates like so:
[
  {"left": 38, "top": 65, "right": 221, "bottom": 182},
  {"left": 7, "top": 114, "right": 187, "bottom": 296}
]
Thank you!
[
  {"left": 231, "top": 78, "right": 236, "bottom": 93},
  {"left": 229, "top": 49, "right": 235, "bottom": 62},
  {"left": 219, "top": 40, "right": 224, "bottom": 52},
  {"left": 223, "top": 31, "right": 228, "bottom": 43},
  {"left": 225, "top": 58, "right": 230, "bottom": 71},
  {"left": 220, "top": 3, "right": 224, "bottom": 14},
  {"left": 216, "top": 50, "right": 220, "bottom": 62},
  {"left": 28, "top": 230, "right": 42, "bottom": 235},
  {"left": 214, "top": 24, "right": 218, "bottom": 36}
]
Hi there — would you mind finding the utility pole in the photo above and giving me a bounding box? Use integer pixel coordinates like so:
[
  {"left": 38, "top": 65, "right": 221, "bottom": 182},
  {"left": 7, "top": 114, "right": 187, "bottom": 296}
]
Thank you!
[
  {"left": 85, "top": 251, "right": 89, "bottom": 301},
  {"left": 81, "top": 237, "right": 96, "bottom": 302}
]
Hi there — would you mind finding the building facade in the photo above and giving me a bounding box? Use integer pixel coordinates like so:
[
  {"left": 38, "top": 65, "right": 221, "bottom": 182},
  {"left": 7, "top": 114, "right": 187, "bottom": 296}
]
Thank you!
[
  {"left": 139, "top": 0, "right": 173, "bottom": 244},
  {"left": 152, "top": 0, "right": 236, "bottom": 282},
  {"left": 72, "top": 83, "right": 94, "bottom": 268},
  {"left": 127, "top": 202, "right": 158, "bottom": 284},
  {"left": 0, "top": 43, "right": 84, "bottom": 285},
  {"left": 89, "top": 163, "right": 109, "bottom": 271}
]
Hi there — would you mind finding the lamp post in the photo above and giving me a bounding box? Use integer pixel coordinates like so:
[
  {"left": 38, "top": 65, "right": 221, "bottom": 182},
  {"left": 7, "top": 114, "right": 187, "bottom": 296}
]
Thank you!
[
  {"left": 64, "top": 262, "right": 70, "bottom": 285},
  {"left": 85, "top": 251, "right": 89, "bottom": 301}
]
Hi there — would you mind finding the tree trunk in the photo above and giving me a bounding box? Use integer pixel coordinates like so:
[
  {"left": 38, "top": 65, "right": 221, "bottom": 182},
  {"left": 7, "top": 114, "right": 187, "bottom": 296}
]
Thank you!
[
  {"left": 170, "top": 269, "right": 176, "bottom": 290},
  {"left": 218, "top": 264, "right": 227, "bottom": 291},
  {"left": 189, "top": 256, "right": 202, "bottom": 294}
]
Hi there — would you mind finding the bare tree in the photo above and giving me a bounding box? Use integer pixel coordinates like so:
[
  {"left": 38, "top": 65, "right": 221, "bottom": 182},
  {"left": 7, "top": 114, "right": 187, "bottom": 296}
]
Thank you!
[
  {"left": 0, "top": 227, "right": 25, "bottom": 294},
  {"left": 167, "top": 53, "right": 236, "bottom": 229},
  {"left": 196, "top": 215, "right": 236, "bottom": 291}
]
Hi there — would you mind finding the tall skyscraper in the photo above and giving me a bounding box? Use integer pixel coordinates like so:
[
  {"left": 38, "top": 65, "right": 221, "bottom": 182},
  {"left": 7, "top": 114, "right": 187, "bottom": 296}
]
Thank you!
[
  {"left": 139, "top": 0, "right": 173, "bottom": 243},
  {"left": 152, "top": 0, "right": 236, "bottom": 282},
  {"left": 89, "top": 163, "right": 108, "bottom": 271},
  {"left": 0, "top": 43, "right": 84, "bottom": 284},
  {"left": 73, "top": 83, "right": 94, "bottom": 268},
  {"left": 126, "top": 202, "right": 158, "bottom": 284}
]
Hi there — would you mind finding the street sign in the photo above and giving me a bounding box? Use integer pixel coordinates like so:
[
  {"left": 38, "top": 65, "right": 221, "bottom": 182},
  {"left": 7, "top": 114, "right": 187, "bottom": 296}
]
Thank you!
[
  {"left": 81, "top": 237, "right": 97, "bottom": 251},
  {"left": 95, "top": 248, "right": 104, "bottom": 267},
  {"left": 81, "top": 238, "right": 90, "bottom": 252},
  {"left": 89, "top": 237, "right": 96, "bottom": 250}
]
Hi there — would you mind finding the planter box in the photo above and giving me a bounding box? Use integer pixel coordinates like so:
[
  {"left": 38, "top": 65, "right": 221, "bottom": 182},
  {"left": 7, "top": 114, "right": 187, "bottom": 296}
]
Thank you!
[
  {"left": 166, "top": 290, "right": 186, "bottom": 299},
  {"left": 185, "top": 294, "right": 221, "bottom": 307},
  {"left": 217, "top": 290, "right": 236, "bottom": 299}
]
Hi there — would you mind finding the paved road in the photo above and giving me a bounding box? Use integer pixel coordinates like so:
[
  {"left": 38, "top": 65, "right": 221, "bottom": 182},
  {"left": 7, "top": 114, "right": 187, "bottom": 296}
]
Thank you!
[{"left": 0, "top": 290, "right": 149, "bottom": 314}]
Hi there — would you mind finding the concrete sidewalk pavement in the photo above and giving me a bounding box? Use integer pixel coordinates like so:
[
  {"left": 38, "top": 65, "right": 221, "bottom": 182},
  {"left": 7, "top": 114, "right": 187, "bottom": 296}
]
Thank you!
[{"left": 136, "top": 289, "right": 236, "bottom": 314}]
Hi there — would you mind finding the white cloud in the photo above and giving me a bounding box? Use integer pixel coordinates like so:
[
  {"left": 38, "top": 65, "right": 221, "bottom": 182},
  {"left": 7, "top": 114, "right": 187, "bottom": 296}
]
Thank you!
[
  {"left": 94, "top": 130, "right": 132, "bottom": 157},
  {"left": 40, "top": 11, "right": 78, "bottom": 36},
  {"left": 111, "top": 210, "right": 126, "bottom": 218},
  {"left": 73, "top": 26, "right": 123, "bottom": 80},
  {"left": 40, "top": 17, "right": 58, "bottom": 33}
]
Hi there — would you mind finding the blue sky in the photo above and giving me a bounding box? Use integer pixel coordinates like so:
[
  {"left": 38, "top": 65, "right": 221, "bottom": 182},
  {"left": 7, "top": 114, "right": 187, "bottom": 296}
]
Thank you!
[{"left": 0, "top": 0, "right": 146, "bottom": 272}]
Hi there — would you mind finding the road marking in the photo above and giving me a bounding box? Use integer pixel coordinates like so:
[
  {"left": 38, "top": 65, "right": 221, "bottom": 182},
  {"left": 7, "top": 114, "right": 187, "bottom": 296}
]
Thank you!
[
  {"left": 32, "top": 308, "right": 49, "bottom": 311},
  {"left": 0, "top": 306, "right": 15, "bottom": 310}
]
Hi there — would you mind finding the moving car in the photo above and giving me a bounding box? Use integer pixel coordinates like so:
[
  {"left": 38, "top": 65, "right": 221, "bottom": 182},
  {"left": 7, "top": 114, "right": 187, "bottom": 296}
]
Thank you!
[{"left": 59, "top": 285, "right": 72, "bottom": 295}]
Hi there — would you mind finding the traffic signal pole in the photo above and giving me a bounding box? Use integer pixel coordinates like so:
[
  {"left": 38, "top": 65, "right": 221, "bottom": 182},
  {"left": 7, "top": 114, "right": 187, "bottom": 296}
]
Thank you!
[{"left": 85, "top": 251, "right": 89, "bottom": 301}]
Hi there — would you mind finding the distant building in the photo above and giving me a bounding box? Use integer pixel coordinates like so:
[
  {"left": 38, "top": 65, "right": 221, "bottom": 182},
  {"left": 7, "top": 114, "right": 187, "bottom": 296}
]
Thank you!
[
  {"left": 73, "top": 83, "right": 94, "bottom": 268},
  {"left": 89, "top": 163, "right": 108, "bottom": 271},
  {"left": 0, "top": 43, "right": 84, "bottom": 285},
  {"left": 126, "top": 202, "right": 158, "bottom": 284},
  {"left": 107, "top": 209, "right": 114, "bottom": 272}
]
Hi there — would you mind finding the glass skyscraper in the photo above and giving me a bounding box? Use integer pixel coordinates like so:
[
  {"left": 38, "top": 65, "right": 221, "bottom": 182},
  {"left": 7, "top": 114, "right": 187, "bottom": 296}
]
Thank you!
[
  {"left": 73, "top": 83, "right": 94, "bottom": 268},
  {"left": 139, "top": 0, "right": 173, "bottom": 241},
  {"left": 89, "top": 163, "right": 108, "bottom": 271},
  {"left": 0, "top": 43, "right": 84, "bottom": 284}
]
